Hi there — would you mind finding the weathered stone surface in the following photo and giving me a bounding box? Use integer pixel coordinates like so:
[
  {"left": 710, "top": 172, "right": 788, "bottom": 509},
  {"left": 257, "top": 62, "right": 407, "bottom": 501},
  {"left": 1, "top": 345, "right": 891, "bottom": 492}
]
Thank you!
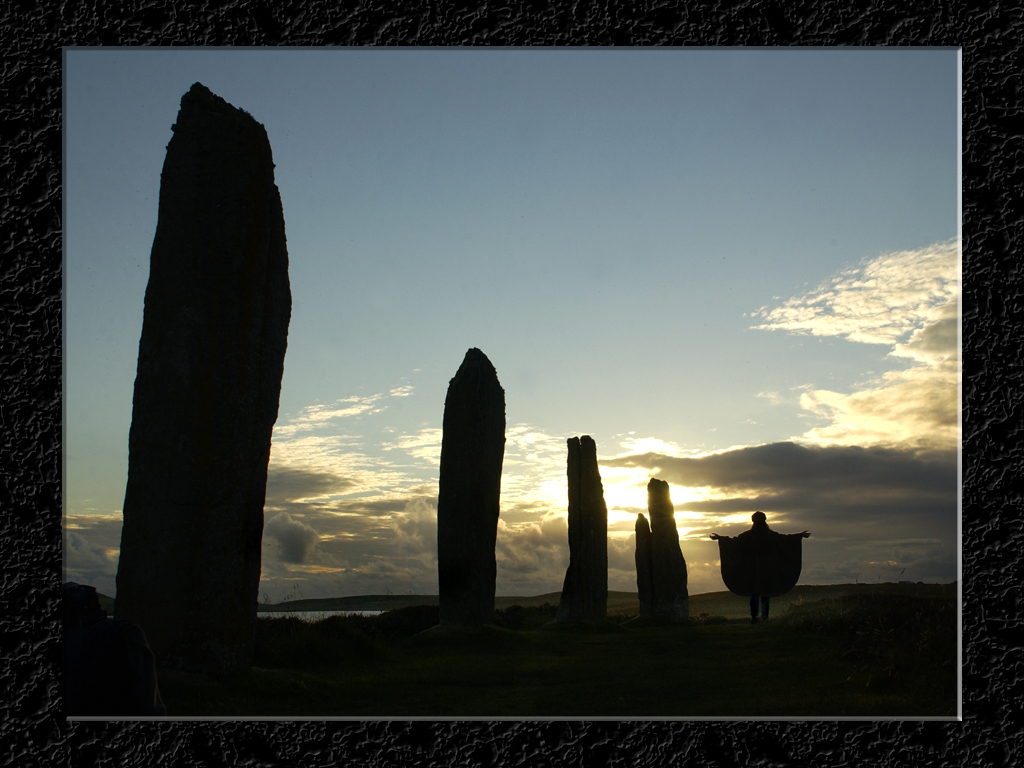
[
  {"left": 436, "top": 348, "right": 506, "bottom": 626},
  {"left": 635, "top": 513, "right": 654, "bottom": 616},
  {"left": 114, "top": 83, "right": 291, "bottom": 676},
  {"left": 557, "top": 435, "right": 608, "bottom": 622},
  {"left": 647, "top": 478, "right": 689, "bottom": 619}
]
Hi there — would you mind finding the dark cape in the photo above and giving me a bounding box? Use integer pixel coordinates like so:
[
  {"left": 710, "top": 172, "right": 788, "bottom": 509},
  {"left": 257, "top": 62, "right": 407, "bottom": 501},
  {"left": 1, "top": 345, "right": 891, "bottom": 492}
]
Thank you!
[{"left": 716, "top": 522, "right": 804, "bottom": 598}]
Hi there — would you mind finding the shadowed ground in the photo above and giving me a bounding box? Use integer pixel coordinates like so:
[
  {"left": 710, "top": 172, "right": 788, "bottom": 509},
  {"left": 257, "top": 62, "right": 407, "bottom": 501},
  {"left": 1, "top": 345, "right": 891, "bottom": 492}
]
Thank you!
[{"left": 152, "top": 582, "right": 956, "bottom": 717}]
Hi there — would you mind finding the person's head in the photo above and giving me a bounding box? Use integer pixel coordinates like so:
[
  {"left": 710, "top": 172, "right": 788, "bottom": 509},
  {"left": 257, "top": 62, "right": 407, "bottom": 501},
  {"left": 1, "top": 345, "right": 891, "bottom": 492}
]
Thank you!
[{"left": 751, "top": 511, "right": 767, "bottom": 525}]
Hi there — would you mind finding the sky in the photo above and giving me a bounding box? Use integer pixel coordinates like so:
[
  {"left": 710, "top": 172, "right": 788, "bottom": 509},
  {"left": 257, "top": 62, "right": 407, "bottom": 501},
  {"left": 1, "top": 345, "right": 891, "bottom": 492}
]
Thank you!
[{"left": 63, "top": 48, "right": 961, "bottom": 602}]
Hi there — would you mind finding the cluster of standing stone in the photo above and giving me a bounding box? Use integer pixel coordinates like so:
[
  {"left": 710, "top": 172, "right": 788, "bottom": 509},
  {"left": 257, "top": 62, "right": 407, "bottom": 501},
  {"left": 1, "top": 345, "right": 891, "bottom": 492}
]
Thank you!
[
  {"left": 556, "top": 436, "right": 608, "bottom": 623},
  {"left": 635, "top": 479, "right": 689, "bottom": 619},
  {"left": 114, "top": 83, "right": 291, "bottom": 676},
  {"left": 435, "top": 348, "right": 507, "bottom": 627},
  {"left": 112, "top": 83, "right": 698, "bottom": 683}
]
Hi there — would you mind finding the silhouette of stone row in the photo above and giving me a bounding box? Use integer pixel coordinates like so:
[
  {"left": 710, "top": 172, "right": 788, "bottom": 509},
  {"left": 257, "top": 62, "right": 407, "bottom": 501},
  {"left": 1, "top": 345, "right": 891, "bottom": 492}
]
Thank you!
[
  {"left": 636, "top": 478, "right": 689, "bottom": 619},
  {"left": 115, "top": 83, "right": 291, "bottom": 676},
  {"left": 436, "top": 348, "right": 506, "bottom": 626},
  {"left": 557, "top": 435, "right": 608, "bottom": 623}
]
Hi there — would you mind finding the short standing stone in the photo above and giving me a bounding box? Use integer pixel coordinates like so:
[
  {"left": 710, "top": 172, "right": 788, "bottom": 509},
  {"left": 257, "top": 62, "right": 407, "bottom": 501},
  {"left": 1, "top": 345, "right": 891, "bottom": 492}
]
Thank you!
[
  {"left": 436, "top": 348, "right": 506, "bottom": 626},
  {"left": 114, "top": 83, "right": 291, "bottom": 676},
  {"left": 557, "top": 436, "right": 608, "bottom": 622},
  {"left": 635, "top": 513, "right": 654, "bottom": 616},
  {"left": 647, "top": 478, "right": 689, "bottom": 619}
]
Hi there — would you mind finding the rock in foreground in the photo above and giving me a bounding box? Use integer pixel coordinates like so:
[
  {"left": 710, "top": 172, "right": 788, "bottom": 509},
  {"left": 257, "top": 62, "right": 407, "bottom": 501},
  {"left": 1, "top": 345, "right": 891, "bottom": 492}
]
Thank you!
[
  {"left": 115, "top": 83, "right": 291, "bottom": 676},
  {"left": 557, "top": 436, "right": 608, "bottom": 622},
  {"left": 436, "top": 348, "right": 506, "bottom": 626},
  {"left": 646, "top": 478, "right": 689, "bottom": 619},
  {"left": 635, "top": 513, "right": 654, "bottom": 616}
]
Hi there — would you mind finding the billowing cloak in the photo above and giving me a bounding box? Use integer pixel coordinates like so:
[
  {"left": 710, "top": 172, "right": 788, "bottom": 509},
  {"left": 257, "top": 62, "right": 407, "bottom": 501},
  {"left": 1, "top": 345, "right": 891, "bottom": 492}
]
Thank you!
[{"left": 716, "top": 523, "right": 803, "bottom": 597}]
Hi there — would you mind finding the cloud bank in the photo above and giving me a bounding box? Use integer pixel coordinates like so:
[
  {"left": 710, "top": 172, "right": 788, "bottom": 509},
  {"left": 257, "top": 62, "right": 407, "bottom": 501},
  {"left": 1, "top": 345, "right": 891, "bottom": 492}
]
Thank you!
[
  {"left": 754, "top": 240, "right": 960, "bottom": 453},
  {"left": 68, "top": 241, "right": 959, "bottom": 602}
]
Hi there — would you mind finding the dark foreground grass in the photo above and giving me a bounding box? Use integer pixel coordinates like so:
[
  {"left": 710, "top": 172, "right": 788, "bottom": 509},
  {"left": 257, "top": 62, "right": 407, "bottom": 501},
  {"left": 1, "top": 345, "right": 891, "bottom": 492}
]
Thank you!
[{"left": 157, "top": 584, "right": 957, "bottom": 718}]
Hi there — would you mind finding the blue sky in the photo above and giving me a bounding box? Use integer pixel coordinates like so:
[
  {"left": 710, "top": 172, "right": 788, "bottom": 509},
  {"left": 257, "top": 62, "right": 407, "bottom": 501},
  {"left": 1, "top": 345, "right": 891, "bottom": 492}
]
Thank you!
[{"left": 64, "top": 48, "right": 960, "bottom": 601}]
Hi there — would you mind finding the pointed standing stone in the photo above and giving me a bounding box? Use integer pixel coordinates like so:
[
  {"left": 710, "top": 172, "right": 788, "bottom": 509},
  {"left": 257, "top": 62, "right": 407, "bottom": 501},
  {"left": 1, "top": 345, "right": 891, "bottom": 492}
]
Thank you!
[
  {"left": 635, "top": 513, "right": 654, "bottom": 616},
  {"left": 647, "top": 478, "right": 689, "bottom": 619},
  {"left": 114, "top": 83, "right": 291, "bottom": 676},
  {"left": 436, "top": 348, "right": 506, "bottom": 626},
  {"left": 557, "top": 436, "right": 608, "bottom": 622}
]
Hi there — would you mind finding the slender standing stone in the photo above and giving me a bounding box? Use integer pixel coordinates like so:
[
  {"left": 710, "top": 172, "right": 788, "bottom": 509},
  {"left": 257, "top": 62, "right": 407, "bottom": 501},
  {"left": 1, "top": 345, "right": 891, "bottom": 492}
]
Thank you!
[
  {"left": 114, "top": 83, "right": 291, "bottom": 676},
  {"left": 647, "top": 478, "right": 689, "bottom": 619},
  {"left": 436, "top": 348, "right": 506, "bottom": 626},
  {"left": 557, "top": 436, "right": 608, "bottom": 622},
  {"left": 635, "top": 513, "right": 654, "bottom": 616}
]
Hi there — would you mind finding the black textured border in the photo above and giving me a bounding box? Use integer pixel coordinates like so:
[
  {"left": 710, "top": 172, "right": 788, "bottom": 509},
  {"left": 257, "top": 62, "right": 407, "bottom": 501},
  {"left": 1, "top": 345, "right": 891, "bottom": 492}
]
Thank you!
[{"left": 2, "top": 1, "right": 1016, "bottom": 765}]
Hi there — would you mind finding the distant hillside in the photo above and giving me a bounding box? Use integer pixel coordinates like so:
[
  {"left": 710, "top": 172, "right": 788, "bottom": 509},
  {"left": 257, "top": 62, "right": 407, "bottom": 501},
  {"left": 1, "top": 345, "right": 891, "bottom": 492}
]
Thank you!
[
  {"left": 255, "top": 582, "right": 955, "bottom": 616},
  {"left": 98, "top": 581, "right": 955, "bottom": 618}
]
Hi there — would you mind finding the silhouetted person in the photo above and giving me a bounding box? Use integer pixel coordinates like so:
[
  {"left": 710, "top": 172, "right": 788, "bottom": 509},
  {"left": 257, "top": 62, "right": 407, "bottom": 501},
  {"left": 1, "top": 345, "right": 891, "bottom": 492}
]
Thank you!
[
  {"left": 62, "top": 582, "right": 166, "bottom": 716},
  {"left": 710, "top": 511, "right": 810, "bottom": 624}
]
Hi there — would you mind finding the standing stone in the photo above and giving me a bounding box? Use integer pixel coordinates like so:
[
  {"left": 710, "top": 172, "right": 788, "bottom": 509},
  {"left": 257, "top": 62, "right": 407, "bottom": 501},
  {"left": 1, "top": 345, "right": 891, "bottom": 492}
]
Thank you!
[
  {"left": 647, "top": 478, "right": 689, "bottom": 619},
  {"left": 557, "top": 436, "right": 608, "bottom": 622},
  {"left": 436, "top": 348, "right": 506, "bottom": 626},
  {"left": 114, "top": 83, "right": 291, "bottom": 676},
  {"left": 635, "top": 513, "right": 654, "bottom": 616}
]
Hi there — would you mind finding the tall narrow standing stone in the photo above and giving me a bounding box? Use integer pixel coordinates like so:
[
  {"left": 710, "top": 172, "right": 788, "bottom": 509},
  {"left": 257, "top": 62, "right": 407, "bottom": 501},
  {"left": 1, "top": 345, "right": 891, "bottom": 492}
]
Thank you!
[
  {"left": 557, "top": 436, "right": 608, "bottom": 622},
  {"left": 436, "top": 348, "right": 506, "bottom": 626},
  {"left": 635, "top": 513, "right": 654, "bottom": 616},
  {"left": 115, "top": 83, "right": 291, "bottom": 676},
  {"left": 647, "top": 478, "right": 689, "bottom": 619}
]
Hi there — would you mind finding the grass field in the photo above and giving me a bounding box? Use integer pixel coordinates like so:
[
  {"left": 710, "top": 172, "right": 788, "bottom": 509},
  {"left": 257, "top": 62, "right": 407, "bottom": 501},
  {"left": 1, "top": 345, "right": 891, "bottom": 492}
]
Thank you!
[{"left": 153, "top": 582, "right": 958, "bottom": 718}]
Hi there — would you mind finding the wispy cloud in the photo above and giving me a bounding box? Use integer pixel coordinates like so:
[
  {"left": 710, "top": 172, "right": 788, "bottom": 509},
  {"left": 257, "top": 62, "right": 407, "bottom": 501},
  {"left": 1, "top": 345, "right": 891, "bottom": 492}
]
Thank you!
[
  {"left": 381, "top": 428, "right": 443, "bottom": 465},
  {"left": 268, "top": 436, "right": 415, "bottom": 499},
  {"left": 750, "top": 239, "right": 959, "bottom": 345},
  {"left": 753, "top": 240, "right": 960, "bottom": 452},
  {"left": 272, "top": 394, "right": 386, "bottom": 439}
]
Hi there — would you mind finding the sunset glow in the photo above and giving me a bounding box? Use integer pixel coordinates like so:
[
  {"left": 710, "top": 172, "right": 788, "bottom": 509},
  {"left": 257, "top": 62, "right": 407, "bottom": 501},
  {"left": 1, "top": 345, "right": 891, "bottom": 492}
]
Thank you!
[{"left": 64, "top": 49, "right": 959, "bottom": 602}]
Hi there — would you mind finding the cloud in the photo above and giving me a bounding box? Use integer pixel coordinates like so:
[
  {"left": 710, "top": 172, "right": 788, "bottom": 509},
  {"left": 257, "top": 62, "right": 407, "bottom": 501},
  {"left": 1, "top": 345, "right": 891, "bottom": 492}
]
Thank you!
[
  {"left": 891, "top": 300, "right": 959, "bottom": 365},
  {"left": 495, "top": 515, "right": 569, "bottom": 594},
  {"left": 798, "top": 357, "right": 959, "bottom": 451},
  {"left": 268, "top": 435, "right": 422, "bottom": 500},
  {"left": 264, "top": 512, "right": 321, "bottom": 564},
  {"left": 601, "top": 440, "right": 958, "bottom": 591},
  {"left": 750, "top": 239, "right": 959, "bottom": 346},
  {"left": 391, "top": 497, "right": 437, "bottom": 557},
  {"left": 602, "top": 441, "right": 957, "bottom": 535},
  {"left": 63, "top": 515, "right": 125, "bottom": 596},
  {"left": 272, "top": 394, "right": 386, "bottom": 439},
  {"left": 256, "top": 495, "right": 443, "bottom": 600},
  {"left": 265, "top": 466, "right": 356, "bottom": 503},
  {"left": 382, "top": 428, "right": 443, "bottom": 465},
  {"left": 752, "top": 241, "right": 960, "bottom": 452}
]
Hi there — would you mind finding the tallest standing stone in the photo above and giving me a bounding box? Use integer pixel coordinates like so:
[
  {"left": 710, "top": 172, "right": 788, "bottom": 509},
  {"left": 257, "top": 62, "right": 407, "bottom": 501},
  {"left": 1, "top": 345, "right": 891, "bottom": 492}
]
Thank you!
[
  {"left": 114, "top": 83, "right": 291, "bottom": 676},
  {"left": 436, "top": 348, "right": 506, "bottom": 626}
]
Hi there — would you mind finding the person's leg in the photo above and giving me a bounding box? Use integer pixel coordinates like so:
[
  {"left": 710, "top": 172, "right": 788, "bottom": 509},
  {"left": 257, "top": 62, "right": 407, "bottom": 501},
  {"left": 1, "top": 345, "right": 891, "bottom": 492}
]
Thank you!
[
  {"left": 761, "top": 596, "right": 770, "bottom": 620},
  {"left": 749, "top": 595, "right": 758, "bottom": 623}
]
